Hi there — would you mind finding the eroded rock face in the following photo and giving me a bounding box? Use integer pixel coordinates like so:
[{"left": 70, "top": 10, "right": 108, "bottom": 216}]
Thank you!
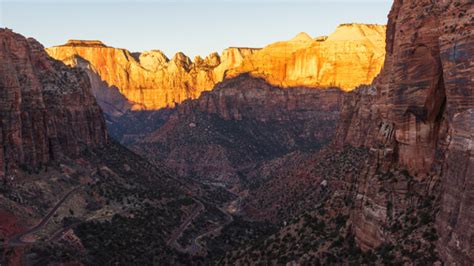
[
  {"left": 61, "top": 55, "right": 140, "bottom": 117},
  {"left": 46, "top": 42, "right": 258, "bottom": 111},
  {"left": 133, "top": 74, "right": 344, "bottom": 183},
  {"left": 0, "top": 29, "right": 107, "bottom": 175},
  {"left": 46, "top": 24, "right": 385, "bottom": 113},
  {"left": 226, "top": 24, "right": 386, "bottom": 91},
  {"left": 335, "top": 0, "right": 473, "bottom": 263},
  {"left": 333, "top": 85, "right": 380, "bottom": 149}
]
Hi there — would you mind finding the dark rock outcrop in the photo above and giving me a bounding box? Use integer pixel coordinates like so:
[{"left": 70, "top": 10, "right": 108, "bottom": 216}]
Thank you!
[{"left": 0, "top": 29, "right": 107, "bottom": 176}]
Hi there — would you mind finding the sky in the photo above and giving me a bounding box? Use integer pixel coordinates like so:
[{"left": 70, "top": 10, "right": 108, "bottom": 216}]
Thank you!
[{"left": 0, "top": 0, "right": 392, "bottom": 58}]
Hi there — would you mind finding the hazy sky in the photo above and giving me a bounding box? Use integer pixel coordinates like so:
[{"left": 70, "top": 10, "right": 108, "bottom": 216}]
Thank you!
[{"left": 1, "top": 0, "right": 392, "bottom": 58}]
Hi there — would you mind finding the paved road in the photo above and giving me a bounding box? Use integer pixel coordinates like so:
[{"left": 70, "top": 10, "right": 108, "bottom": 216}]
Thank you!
[
  {"left": 166, "top": 201, "right": 204, "bottom": 253},
  {"left": 167, "top": 184, "right": 239, "bottom": 256},
  {"left": 192, "top": 203, "right": 235, "bottom": 255},
  {"left": 6, "top": 186, "right": 81, "bottom": 247}
]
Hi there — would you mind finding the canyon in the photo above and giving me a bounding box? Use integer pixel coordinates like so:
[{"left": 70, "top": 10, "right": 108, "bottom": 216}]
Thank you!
[
  {"left": 0, "top": 29, "right": 238, "bottom": 265},
  {"left": 133, "top": 74, "right": 344, "bottom": 184},
  {"left": 0, "top": 0, "right": 473, "bottom": 264},
  {"left": 229, "top": 0, "right": 473, "bottom": 264}
]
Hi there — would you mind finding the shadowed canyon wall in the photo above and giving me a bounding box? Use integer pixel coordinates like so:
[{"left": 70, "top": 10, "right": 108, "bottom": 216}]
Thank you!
[
  {"left": 0, "top": 29, "right": 107, "bottom": 176},
  {"left": 133, "top": 75, "right": 344, "bottom": 184},
  {"left": 335, "top": 0, "right": 473, "bottom": 263},
  {"left": 46, "top": 24, "right": 385, "bottom": 113}
]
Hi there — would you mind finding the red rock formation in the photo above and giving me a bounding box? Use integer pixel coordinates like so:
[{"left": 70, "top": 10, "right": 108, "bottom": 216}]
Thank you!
[
  {"left": 134, "top": 75, "right": 344, "bottom": 183},
  {"left": 335, "top": 0, "right": 473, "bottom": 263},
  {"left": 0, "top": 29, "right": 107, "bottom": 176},
  {"left": 176, "top": 74, "right": 343, "bottom": 122},
  {"left": 434, "top": 1, "right": 473, "bottom": 263},
  {"left": 333, "top": 85, "right": 380, "bottom": 148}
]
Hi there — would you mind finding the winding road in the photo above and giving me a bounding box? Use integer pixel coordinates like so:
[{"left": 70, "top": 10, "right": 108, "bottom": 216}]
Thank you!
[
  {"left": 6, "top": 186, "right": 81, "bottom": 247},
  {"left": 166, "top": 185, "right": 241, "bottom": 256},
  {"left": 166, "top": 200, "right": 204, "bottom": 254}
]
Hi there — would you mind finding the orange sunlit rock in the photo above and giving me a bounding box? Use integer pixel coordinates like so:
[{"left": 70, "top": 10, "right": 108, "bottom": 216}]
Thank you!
[
  {"left": 46, "top": 24, "right": 386, "bottom": 110},
  {"left": 47, "top": 42, "right": 257, "bottom": 110},
  {"left": 227, "top": 24, "right": 386, "bottom": 91}
]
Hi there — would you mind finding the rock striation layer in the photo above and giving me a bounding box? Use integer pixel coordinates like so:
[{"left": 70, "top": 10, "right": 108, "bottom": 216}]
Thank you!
[
  {"left": 335, "top": 0, "right": 473, "bottom": 263},
  {"left": 46, "top": 24, "right": 385, "bottom": 113},
  {"left": 0, "top": 29, "right": 107, "bottom": 175}
]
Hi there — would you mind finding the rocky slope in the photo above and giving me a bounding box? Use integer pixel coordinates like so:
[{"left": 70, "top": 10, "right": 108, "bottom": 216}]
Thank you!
[
  {"left": 0, "top": 29, "right": 107, "bottom": 176},
  {"left": 46, "top": 24, "right": 385, "bottom": 113},
  {"left": 133, "top": 74, "right": 344, "bottom": 184}
]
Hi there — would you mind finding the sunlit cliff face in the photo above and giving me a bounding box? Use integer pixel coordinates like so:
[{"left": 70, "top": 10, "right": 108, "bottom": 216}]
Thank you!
[
  {"left": 226, "top": 24, "right": 386, "bottom": 91},
  {"left": 46, "top": 23, "right": 386, "bottom": 111}
]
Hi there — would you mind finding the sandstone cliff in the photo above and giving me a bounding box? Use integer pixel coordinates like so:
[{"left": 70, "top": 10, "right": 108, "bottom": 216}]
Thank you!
[
  {"left": 46, "top": 24, "right": 385, "bottom": 112},
  {"left": 0, "top": 29, "right": 107, "bottom": 175},
  {"left": 226, "top": 24, "right": 386, "bottom": 91},
  {"left": 61, "top": 55, "right": 140, "bottom": 117},
  {"left": 46, "top": 41, "right": 258, "bottom": 111},
  {"left": 334, "top": 0, "right": 473, "bottom": 263}
]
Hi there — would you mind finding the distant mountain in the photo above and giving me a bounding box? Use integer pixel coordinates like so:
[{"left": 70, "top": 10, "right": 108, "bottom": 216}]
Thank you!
[
  {"left": 226, "top": 24, "right": 386, "bottom": 91},
  {"left": 46, "top": 24, "right": 386, "bottom": 114},
  {"left": 46, "top": 41, "right": 259, "bottom": 112}
]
